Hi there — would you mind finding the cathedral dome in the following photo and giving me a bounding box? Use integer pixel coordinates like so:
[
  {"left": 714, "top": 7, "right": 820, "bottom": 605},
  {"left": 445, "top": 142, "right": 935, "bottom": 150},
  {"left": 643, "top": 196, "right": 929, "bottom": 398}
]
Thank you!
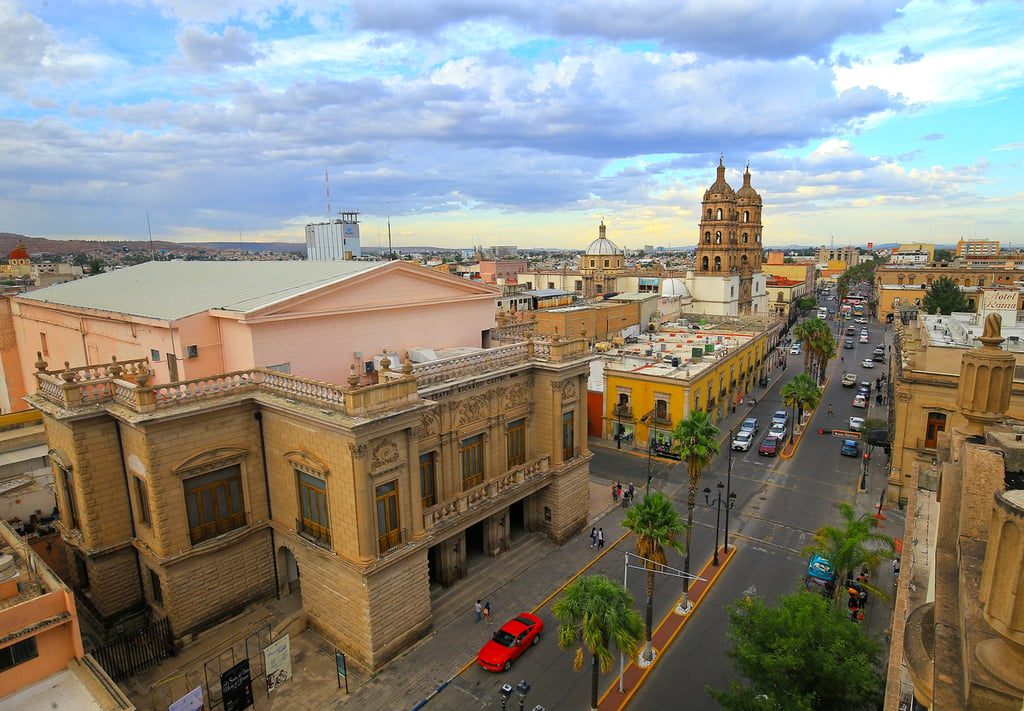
[
  {"left": 660, "top": 278, "right": 690, "bottom": 298},
  {"left": 736, "top": 164, "right": 761, "bottom": 203},
  {"left": 705, "top": 157, "right": 735, "bottom": 197},
  {"left": 585, "top": 236, "right": 620, "bottom": 256},
  {"left": 8, "top": 241, "right": 29, "bottom": 261}
]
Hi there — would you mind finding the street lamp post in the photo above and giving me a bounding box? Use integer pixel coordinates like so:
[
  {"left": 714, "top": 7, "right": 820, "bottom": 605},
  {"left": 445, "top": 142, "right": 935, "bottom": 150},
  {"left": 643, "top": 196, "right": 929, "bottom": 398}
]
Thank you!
[
  {"left": 724, "top": 428, "right": 735, "bottom": 554},
  {"left": 704, "top": 482, "right": 737, "bottom": 566},
  {"left": 646, "top": 420, "right": 658, "bottom": 495}
]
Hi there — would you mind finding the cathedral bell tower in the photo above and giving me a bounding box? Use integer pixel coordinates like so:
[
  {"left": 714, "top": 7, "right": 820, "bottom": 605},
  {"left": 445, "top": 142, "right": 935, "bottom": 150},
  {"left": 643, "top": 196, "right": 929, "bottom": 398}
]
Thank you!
[{"left": 695, "top": 159, "right": 764, "bottom": 312}]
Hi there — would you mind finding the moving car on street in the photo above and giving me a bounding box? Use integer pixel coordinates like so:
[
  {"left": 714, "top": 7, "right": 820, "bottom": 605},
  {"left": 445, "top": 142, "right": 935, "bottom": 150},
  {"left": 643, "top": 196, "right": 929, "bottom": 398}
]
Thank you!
[
  {"left": 842, "top": 373, "right": 858, "bottom": 387},
  {"left": 841, "top": 439, "right": 861, "bottom": 457},
  {"left": 849, "top": 416, "right": 865, "bottom": 432},
  {"left": 861, "top": 359, "right": 875, "bottom": 369},
  {"left": 852, "top": 393, "right": 867, "bottom": 408},
  {"left": 477, "top": 613, "right": 544, "bottom": 672}
]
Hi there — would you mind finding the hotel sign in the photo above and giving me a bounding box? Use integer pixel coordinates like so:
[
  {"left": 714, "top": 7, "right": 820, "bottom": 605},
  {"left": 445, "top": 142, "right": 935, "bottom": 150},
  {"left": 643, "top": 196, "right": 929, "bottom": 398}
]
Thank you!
[{"left": 983, "top": 290, "right": 1018, "bottom": 311}]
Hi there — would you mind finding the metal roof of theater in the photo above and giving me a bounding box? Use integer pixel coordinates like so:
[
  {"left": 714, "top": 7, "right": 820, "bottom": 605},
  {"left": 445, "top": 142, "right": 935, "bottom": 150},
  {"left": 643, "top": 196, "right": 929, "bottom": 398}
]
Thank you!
[{"left": 17, "top": 260, "right": 387, "bottom": 320}]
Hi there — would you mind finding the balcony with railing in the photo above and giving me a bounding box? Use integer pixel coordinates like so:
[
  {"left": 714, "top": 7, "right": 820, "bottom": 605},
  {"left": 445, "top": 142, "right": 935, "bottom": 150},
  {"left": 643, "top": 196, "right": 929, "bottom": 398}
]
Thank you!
[
  {"left": 423, "top": 455, "right": 550, "bottom": 533},
  {"left": 378, "top": 528, "right": 407, "bottom": 557},
  {"left": 295, "top": 518, "right": 332, "bottom": 550}
]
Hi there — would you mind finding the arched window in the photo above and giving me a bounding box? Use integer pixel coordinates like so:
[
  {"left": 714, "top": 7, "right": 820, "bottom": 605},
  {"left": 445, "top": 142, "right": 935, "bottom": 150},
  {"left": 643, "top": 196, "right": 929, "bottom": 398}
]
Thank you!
[
  {"left": 716, "top": 208, "right": 723, "bottom": 220},
  {"left": 755, "top": 233, "right": 761, "bottom": 242},
  {"left": 898, "top": 275, "right": 904, "bottom": 284},
  {"left": 704, "top": 232, "right": 711, "bottom": 244},
  {"left": 741, "top": 255, "right": 748, "bottom": 267},
  {"left": 777, "top": 291, "right": 784, "bottom": 302},
  {"left": 714, "top": 256, "right": 722, "bottom": 271},
  {"left": 909, "top": 275, "right": 915, "bottom": 284},
  {"left": 979, "top": 276, "right": 985, "bottom": 286},
  {"left": 701, "top": 256, "right": 709, "bottom": 270},
  {"left": 954, "top": 278, "right": 960, "bottom": 286},
  {"left": 706, "top": 209, "right": 712, "bottom": 220},
  {"left": 964, "top": 278, "right": 971, "bottom": 287},
  {"left": 743, "top": 210, "right": 749, "bottom": 222},
  {"left": 742, "top": 233, "right": 748, "bottom": 243},
  {"left": 927, "top": 275, "right": 933, "bottom": 284},
  {"left": 715, "top": 232, "right": 722, "bottom": 244}
]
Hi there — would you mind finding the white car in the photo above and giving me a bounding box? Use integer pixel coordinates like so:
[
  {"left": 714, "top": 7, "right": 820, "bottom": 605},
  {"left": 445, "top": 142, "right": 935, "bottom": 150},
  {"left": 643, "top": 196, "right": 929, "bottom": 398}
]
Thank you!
[
  {"left": 849, "top": 416, "right": 865, "bottom": 432},
  {"left": 790, "top": 344, "right": 801, "bottom": 355},
  {"left": 855, "top": 317, "right": 868, "bottom": 324},
  {"left": 768, "top": 422, "right": 787, "bottom": 440},
  {"left": 852, "top": 394, "right": 867, "bottom": 408},
  {"left": 861, "top": 359, "right": 875, "bottom": 368},
  {"left": 731, "top": 430, "right": 754, "bottom": 451}
]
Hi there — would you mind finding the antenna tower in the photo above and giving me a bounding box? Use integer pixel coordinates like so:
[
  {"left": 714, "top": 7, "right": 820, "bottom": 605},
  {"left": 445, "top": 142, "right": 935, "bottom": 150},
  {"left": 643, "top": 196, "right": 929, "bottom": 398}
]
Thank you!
[{"left": 325, "top": 167, "right": 332, "bottom": 219}]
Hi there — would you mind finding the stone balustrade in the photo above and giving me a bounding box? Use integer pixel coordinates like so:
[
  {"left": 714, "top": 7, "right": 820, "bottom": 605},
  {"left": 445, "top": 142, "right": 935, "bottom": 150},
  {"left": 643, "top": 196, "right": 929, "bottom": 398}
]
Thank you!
[{"left": 422, "top": 455, "right": 550, "bottom": 533}]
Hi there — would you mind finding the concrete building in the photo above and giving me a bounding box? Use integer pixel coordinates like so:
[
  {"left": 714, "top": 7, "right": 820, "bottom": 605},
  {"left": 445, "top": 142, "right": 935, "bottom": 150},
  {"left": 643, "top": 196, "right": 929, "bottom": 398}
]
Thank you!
[
  {"left": 305, "top": 212, "right": 363, "bottom": 260},
  {"left": 885, "top": 313, "right": 1024, "bottom": 710},
  {"left": 765, "top": 276, "right": 808, "bottom": 320},
  {"left": 816, "top": 245, "right": 859, "bottom": 266},
  {"left": 875, "top": 264, "right": 1023, "bottom": 291},
  {"left": 20, "top": 261, "right": 593, "bottom": 673},
  {"left": 957, "top": 239, "right": 1000, "bottom": 258}
]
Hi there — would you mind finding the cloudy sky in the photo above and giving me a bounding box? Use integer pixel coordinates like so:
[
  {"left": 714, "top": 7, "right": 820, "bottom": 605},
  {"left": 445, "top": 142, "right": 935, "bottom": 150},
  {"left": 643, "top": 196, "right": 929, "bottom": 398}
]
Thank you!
[{"left": 1, "top": 0, "right": 1022, "bottom": 251}]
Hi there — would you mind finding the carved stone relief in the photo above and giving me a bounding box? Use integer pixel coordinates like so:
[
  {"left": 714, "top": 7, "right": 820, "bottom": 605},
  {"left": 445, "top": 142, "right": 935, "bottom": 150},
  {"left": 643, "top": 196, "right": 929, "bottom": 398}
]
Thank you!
[{"left": 372, "top": 438, "right": 401, "bottom": 471}]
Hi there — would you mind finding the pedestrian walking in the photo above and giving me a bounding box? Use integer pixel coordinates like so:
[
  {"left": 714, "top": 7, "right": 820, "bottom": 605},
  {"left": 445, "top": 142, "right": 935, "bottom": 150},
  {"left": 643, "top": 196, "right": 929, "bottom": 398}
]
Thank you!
[
  {"left": 858, "top": 588, "right": 868, "bottom": 609},
  {"left": 628, "top": 483, "right": 635, "bottom": 500},
  {"left": 827, "top": 404, "right": 834, "bottom": 416},
  {"left": 597, "top": 528, "right": 604, "bottom": 549},
  {"left": 483, "top": 601, "right": 492, "bottom": 625},
  {"left": 616, "top": 483, "right": 623, "bottom": 500},
  {"left": 892, "top": 557, "right": 901, "bottom": 576},
  {"left": 590, "top": 527, "right": 597, "bottom": 548},
  {"left": 474, "top": 600, "right": 482, "bottom": 623},
  {"left": 611, "top": 483, "right": 618, "bottom": 502}
]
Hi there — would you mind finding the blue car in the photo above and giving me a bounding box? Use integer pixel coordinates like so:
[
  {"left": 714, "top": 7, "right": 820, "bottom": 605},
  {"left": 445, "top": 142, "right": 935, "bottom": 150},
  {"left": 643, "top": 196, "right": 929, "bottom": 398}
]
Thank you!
[{"left": 840, "top": 439, "right": 860, "bottom": 457}]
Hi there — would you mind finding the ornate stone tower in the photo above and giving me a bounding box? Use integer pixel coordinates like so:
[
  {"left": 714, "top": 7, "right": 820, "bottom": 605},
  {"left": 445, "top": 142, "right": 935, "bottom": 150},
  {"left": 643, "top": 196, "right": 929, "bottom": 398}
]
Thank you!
[
  {"left": 956, "top": 313, "right": 1016, "bottom": 436},
  {"left": 580, "top": 220, "right": 624, "bottom": 298},
  {"left": 695, "top": 159, "right": 763, "bottom": 313}
]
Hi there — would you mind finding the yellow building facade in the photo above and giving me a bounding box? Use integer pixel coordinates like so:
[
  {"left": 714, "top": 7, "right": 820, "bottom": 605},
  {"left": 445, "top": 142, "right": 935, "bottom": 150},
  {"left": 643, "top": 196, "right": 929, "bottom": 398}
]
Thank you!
[{"left": 603, "top": 324, "right": 783, "bottom": 452}]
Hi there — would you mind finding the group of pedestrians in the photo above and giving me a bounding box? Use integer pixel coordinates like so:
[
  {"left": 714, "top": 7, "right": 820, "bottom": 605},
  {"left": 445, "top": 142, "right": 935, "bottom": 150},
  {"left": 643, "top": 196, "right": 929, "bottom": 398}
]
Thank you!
[
  {"left": 611, "top": 482, "right": 635, "bottom": 504},
  {"left": 589, "top": 527, "right": 605, "bottom": 549},
  {"left": 474, "top": 599, "right": 492, "bottom": 624}
]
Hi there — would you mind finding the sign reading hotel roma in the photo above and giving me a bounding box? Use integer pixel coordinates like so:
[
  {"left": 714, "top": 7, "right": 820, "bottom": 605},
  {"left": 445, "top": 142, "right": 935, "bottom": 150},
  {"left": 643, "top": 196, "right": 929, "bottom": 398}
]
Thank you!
[{"left": 983, "top": 290, "right": 1019, "bottom": 311}]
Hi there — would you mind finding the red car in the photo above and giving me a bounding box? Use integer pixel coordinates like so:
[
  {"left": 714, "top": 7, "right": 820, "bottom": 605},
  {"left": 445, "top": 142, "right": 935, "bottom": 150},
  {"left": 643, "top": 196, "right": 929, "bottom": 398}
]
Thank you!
[
  {"left": 477, "top": 612, "right": 544, "bottom": 672},
  {"left": 758, "top": 436, "right": 780, "bottom": 456}
]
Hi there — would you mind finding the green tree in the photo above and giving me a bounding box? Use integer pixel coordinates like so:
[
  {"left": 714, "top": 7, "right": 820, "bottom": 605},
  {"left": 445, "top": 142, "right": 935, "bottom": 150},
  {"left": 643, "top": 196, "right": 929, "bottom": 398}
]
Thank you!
[
  {"left": 707, "top": 591, "right": 885, "bottom": 710},
  {"left": 621, "top": 492, "right": 687, "bottom": 663},
  {"left": 671, "top": 411, "right": 720, "bottom": 611},
  {"left": 802, "top": 503, "right": 895, "bottom": 608},
  {"left": 922, "top": 276, "right": 971, "bottom": 314},
  {"left": 87, "top": 258, "right": 105, "bottom": 275},
  {"left": 933, "top": 248, "right": 954, "bottom": 262},
  {"left": 72, "top": 252, "right": 90, "bottom": 267},
  {"left": 781, "top": 374, "right": 822, "bottom": 441},
  {"left": 796, "top": 296, "right": 817, "bottom": 311},
  {"left": 793, "top": 319, "right": 836, "bottom": 385},
  {"left": 554, "top": 574, "right": 644, "bottom": 711}
]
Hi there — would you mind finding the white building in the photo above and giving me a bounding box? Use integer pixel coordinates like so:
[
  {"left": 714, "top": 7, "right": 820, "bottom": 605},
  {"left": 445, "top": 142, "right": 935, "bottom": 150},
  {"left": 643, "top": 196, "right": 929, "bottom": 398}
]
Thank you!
[{"left": 305, "top": 211, "right": 363, "bottom": 260}]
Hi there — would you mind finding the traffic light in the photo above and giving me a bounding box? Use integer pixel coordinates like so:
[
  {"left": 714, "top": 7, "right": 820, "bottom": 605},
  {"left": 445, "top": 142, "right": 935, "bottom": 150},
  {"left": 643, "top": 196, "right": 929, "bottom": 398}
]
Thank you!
[{"left": 817, "top": 428, "right": 833, "bottom": 435}]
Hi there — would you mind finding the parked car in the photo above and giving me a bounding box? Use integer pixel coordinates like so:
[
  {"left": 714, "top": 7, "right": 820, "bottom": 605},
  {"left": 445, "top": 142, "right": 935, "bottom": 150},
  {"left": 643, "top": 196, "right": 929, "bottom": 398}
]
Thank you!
[
  {"left": 731, "top": 430, "right": 754, "bottom": 451},
  {"left": 842, "top": 373, "right": 858, "bottom": 387},
  {"left": 740, "top": 417, "right": 759, "bottom": 434},
  {"left": 872, "top": 351, "right": 886, "bottom": 362},
  {"left": 852, "top": 394, "right": 867, "bottom": 408},
  {"left": 861, "top": 359, "right": 875, "bottom": 369},
  {"left": 758, "top": 436, "right": 781, "bottom": 456},
  {"left": 840, "top": 439, "right": 860, "bottom": 457},
  {"left": 849, "top": 416, "right": 865, "bottom": 431},
  {"left": 768, "top": 422, "right": 787, "bottom": 440},
  {"left": 772, "top": 410, "right": 789, "bottom": 426},
  {"left": 477, "top": 613, "right": 544, "bottom": 672}
]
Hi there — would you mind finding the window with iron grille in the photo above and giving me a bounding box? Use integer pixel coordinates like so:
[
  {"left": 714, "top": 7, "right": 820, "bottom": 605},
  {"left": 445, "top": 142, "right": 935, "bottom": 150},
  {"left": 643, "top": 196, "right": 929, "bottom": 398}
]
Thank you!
[
  {"left": 0, "top": 637, "right": 38, "bottom": 672},
  {"left": 184, "top": 465, "right": 246, "bottom": 545}
]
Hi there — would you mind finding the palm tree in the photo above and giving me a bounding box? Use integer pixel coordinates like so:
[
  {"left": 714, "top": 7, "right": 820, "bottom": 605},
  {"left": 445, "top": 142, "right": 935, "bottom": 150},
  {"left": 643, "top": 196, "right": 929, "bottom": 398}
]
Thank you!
[
  {"left": 781, "top": 374, "right": 822, "bottom": 440},
  {"left": 793, "top": 319, "right": 836, "bottom": 385},
  {"left": 621, "top": 492, "right": 686, "bottom": 663},
  {"left": 554, "top": 574, "right": 645, "bottom": 711},
  {"left": 671, "top": 410, "right": 720, "bottom": 612},
  {"left": 802, "top": 503, "right": 895, "bottom": 608}
]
